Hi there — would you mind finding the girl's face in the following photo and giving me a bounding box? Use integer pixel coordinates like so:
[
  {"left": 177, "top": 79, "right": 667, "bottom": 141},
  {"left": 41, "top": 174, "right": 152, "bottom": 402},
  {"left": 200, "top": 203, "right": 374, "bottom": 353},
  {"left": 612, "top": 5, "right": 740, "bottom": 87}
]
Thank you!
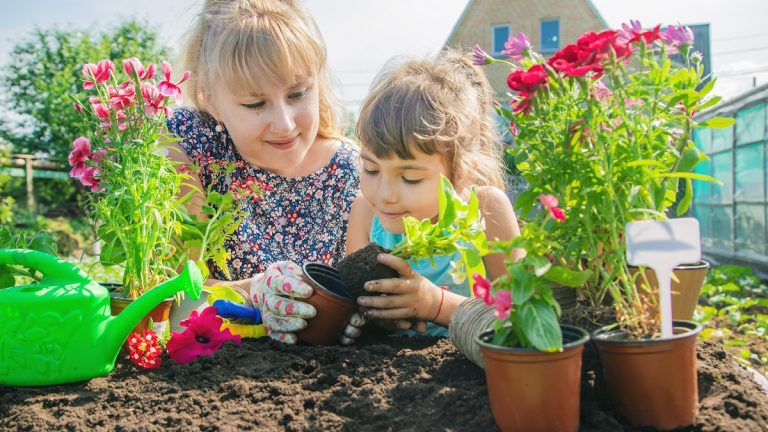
[
  {"left": 359, "top": 146, "right": 450, "bottom": 234},
  {"left": 207, "top": 75, "right": 321, "bottom": 176}
]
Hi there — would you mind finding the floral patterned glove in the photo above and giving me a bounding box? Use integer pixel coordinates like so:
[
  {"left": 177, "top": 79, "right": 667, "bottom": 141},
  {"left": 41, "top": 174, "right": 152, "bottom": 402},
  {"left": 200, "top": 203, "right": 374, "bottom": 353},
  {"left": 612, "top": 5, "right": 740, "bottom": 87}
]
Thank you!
[{"left": 250, "top": 261, "right": 316, "bottom": 344}]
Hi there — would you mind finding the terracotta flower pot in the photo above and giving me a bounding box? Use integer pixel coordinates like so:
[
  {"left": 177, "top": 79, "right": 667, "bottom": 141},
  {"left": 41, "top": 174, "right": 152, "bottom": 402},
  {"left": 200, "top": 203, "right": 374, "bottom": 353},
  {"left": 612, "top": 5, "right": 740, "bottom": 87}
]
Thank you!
[
  {"left": 631, "top": 261, "right": 709, "bottom": 321},
  {"left": 592, "top": 320, "right": 702, "bottom": 430},
  {"left": 296, "top": 263, "right": 357, "bottom": 346},
  {"left": 476, "top": 325, "right": 589, "bottom": 432},
  {"left": 108, "top": 288, "right": 174, "bottom": 336}
]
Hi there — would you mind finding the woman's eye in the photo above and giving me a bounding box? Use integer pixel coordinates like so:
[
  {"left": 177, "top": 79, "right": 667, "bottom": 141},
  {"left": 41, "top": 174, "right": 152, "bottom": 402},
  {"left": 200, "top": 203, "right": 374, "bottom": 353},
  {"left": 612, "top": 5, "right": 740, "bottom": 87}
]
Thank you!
[
  {"left": 289, "top": 89, "right": 307, "bottom": 100},
  {"left": 241, "top": 101, "right": 265, "bottom": 109},
  {"left": 402, "top": 177, "right": 422, "bottom": 185}
]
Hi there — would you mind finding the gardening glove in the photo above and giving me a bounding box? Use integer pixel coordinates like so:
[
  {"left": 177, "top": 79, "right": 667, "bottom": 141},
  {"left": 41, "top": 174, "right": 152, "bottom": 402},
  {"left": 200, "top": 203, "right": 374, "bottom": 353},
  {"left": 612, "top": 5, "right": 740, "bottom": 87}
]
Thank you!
[
  {"left": 250, "top": 260, "right": 316, "bottom": 344},
  {"left": 340, "top": 311, "right": 367, "bottom": 345}
]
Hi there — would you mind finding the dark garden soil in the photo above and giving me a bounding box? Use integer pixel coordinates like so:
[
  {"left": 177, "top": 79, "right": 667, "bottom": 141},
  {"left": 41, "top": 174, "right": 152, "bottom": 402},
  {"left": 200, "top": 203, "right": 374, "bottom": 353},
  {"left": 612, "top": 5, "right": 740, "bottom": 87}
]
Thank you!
[
  {"left": 1, "top": 329, "right": 766, "bottom": 431},
  {"left": 336, "top": 243, "right": 398, "bottom": 299}
]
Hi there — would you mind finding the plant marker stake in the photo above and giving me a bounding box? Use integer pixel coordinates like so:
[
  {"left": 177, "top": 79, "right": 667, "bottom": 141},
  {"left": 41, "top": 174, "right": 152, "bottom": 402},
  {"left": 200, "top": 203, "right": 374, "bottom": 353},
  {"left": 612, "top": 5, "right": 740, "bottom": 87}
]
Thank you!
[{"left": 625, "top": 218, "right": 701, "bottom": 338}]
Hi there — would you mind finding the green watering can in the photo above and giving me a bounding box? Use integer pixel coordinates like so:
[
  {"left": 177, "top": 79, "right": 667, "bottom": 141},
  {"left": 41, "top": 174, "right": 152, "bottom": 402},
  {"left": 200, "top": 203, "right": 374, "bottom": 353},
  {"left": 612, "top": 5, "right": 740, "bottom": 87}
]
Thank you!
[{"left": 0, "top": 248, "right": 202, "bottom": 386}]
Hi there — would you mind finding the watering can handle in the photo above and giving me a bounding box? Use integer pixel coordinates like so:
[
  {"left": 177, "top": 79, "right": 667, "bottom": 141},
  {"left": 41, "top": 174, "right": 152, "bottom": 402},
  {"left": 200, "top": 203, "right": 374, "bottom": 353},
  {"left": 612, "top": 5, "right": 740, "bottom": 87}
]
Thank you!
[{"left": 0, "top": 248, "right": 93, "bottom": 284}]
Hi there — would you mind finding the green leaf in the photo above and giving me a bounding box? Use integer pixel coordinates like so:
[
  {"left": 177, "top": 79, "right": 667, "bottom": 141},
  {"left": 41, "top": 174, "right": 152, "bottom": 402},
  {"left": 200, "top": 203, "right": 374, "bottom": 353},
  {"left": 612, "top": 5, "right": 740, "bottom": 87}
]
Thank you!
[
  {"left": 676, "top": 178, "right": 693, "bottom": 216},
  {"left": 438, "top": 176, "right": 457, "bottom": 228},
  {"left": 655, "top": 172, "right": 722, "bottom": 184},
  {"left": 543, "top": 266, "right": 592, "bottom": 288},
  {"left": 518, "top": 298, "right": 562, "bottom": 352},
  {"left": 0, "top": 265, "right": 15, "bottom": 289},
  {"left": 528, "top": 255, "right": 552, "bottom": 277},
  {"left": 28, "top": 232, "right": 57, "bottom": 255},
  {"left": 676, "top": 147, "right": 702, "bottom": 173},
  {"left": 510, "top": 264, "right": 535, "bottom": 304},
  {"left": 698, "top": 117, "right": 735, "bottom": 129}
]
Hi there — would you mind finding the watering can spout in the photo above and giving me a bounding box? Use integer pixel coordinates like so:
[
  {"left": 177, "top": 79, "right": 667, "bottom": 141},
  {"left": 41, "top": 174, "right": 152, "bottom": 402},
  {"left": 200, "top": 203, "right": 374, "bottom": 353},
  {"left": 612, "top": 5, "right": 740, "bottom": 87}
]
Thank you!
[{"left": 105, "top": 261, "right": 203, "bottom": 350}]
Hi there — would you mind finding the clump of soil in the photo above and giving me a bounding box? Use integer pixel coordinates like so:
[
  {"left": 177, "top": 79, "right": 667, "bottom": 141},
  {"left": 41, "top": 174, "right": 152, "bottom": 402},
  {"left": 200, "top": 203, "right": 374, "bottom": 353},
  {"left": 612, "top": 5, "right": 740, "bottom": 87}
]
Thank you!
[
  {"left": 0, "top": 332, "right": 765, "bottom": 431},
  {"left": 336, "top": 243, "right": 398, "bottom": 299}
]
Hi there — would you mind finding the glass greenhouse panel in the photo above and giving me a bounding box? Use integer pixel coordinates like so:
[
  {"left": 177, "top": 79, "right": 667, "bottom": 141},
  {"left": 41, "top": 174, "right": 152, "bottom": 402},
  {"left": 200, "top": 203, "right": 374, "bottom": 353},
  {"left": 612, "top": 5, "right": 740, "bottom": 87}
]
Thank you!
[
  {"left": 735, "top": 142, "right": 765, "bottom": 202},
  {"left": 711, "top": 125, "right": 734, "bottom": 153},
  {"left": 736, "top": 103, "right": 766, "bottom": 145},
  {"left": 735, "top": 204, "right": 766, "bottom": 254},
  {"left": 711, "top": 151, "right": 734, "bottom": 204}
]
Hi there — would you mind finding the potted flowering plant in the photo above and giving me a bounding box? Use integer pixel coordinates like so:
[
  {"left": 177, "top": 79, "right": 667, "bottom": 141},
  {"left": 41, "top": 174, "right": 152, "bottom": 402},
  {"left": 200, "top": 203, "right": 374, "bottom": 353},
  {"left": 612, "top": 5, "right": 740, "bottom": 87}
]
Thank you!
[
  {"left": 474, "top": 21, "right": 735, "bottom": 429},
  {"left": 467, "top": 194, "right": 590, "bottom": 432}
]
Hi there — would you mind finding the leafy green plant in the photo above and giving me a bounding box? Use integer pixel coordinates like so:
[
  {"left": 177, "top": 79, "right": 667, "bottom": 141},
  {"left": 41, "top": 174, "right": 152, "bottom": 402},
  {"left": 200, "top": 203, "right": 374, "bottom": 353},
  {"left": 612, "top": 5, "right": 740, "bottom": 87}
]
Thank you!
[
  {"left": 478, "top": 22, "right": 732, "bottom": 338},
  {"left": 390, "top": 175, "right": 488, "bottom": 289},
  {"left": 0, "top": 225, "right": 57, "bottom": 288},
  {"left": 473, "top": 194, "right": 591, "bottom": 351},
  {"left": 695, "top": 265, "right": 768, "bottom": 373}
]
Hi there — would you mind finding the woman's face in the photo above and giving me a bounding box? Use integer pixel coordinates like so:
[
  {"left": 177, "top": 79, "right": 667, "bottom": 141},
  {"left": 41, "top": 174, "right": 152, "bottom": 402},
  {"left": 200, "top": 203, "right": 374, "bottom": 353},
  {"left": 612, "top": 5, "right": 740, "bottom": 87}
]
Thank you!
[
  {"left": 359, "top": 146, "right": 449, "bottom": 234},
  {"left": 208, "top": 75, "right": 321, "bottom": 175}
]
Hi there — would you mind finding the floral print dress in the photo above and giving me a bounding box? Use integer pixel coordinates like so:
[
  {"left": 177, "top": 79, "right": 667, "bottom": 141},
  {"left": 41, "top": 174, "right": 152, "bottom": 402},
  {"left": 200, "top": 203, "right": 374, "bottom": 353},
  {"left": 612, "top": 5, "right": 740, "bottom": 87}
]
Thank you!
[{"left": 166, "top": 108, "right": 360, "bottom": 280}]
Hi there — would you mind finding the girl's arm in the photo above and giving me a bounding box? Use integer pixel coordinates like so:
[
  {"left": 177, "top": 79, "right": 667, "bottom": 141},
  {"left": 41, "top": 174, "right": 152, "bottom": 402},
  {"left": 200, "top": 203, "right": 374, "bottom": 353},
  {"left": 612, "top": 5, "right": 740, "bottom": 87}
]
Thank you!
[
  {"left": 345, "top": 195, "right": 374, "bottom": 255},
  {"left": 476, "top": 185, "right": 524, "bottom": 281}
]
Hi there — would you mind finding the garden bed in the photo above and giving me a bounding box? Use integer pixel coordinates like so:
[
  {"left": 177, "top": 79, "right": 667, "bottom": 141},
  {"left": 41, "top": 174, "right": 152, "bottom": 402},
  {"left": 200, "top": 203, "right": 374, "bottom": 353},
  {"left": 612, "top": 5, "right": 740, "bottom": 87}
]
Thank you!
[{"left": 0, "top": 332, "right": 766, "bottom": 431}]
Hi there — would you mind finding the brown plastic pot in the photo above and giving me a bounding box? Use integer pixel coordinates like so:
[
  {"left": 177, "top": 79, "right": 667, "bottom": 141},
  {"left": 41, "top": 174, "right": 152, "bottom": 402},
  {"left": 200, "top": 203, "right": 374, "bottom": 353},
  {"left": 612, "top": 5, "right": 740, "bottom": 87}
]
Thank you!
[
  {"left": 631, "top": 261, "right": 709, "bottom": 320},
  {"left": 296, "top": 263, "right": 357, "bottom": 346},
  {"left": 592, "top": 320, "right": 702, "bottom": 430},
  {"left": 476, "top": 325, "right": 589, "bottom": 432},
  {"left": 107, "top": 284, "right": 173, "bottom": 335}
]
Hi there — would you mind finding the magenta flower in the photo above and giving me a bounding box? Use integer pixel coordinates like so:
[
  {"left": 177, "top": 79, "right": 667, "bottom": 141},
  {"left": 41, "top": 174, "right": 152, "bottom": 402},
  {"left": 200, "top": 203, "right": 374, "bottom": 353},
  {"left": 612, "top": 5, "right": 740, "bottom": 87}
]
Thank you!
[
  {"left": 68, "top": 136, "right": 91, "bottom": 178},
  {"left": 123, "top": 57, "right": 156, "bottom": 81},
  {"left": 82, "top": 60, "right": 115, "bottom": 90},
  {"left": 166, "top": 306, "right": 241, "bottom": 364},
  {"left": 472, "top": 273, "right": 494, "bottom": 306},
  {"left": 539, "top": 194, "right": 566, "bottom": 222},
  {"left": 157, "top": 62, "right": 191, "bottom": 103},
  {"left": 494, "top": 290, "right": 512, "bottom": 320},
  {"left": 618, "top": 19, "right": 643, "bottom": 43},
  {"left": 661, "top": 24, "right": 694, "bottom": 55},
  {"left": 472, "top": 45, "right": 493, "bottom": 66},
  {"left": 502, "top": 32, "right": 532, "bottom": 62}
]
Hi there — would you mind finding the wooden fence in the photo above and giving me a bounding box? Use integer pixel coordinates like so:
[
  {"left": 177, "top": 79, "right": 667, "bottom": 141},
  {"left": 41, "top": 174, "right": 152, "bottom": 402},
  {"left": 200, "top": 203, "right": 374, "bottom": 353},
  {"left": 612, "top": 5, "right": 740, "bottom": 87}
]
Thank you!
[{"left": 0, "top": 154, "right": 69, "bottom": 210}]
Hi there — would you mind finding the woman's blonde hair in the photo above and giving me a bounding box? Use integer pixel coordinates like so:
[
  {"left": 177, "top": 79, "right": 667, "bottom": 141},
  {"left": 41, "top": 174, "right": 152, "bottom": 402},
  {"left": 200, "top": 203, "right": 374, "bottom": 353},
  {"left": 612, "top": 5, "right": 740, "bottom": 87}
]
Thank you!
[
  {"left": 180, "top": 0, "right": 345, "bottom": 140},
  {"left": 356, "top": 49, "right": 506, "bottom": 190}
]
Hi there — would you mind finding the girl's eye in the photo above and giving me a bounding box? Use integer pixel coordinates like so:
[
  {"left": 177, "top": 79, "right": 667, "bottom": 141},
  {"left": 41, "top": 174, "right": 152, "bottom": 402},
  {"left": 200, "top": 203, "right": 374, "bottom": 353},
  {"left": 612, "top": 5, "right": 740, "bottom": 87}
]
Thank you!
[
  {"left": 363, "top": 168, "right": 379, "bottom": 176},
  {"left": 402, "top": 177, "right": 422, "bottom": 185},
  {"left": 289, "top": 89, "right": 308, "bottom": 100},
  {"left": 241, "top": 101, "right": 265, "bottom": 109}
]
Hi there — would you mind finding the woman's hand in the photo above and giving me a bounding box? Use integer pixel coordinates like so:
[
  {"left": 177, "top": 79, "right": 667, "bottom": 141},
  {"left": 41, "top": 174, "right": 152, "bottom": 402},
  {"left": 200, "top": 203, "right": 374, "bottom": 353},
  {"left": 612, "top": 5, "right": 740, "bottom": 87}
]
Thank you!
[
  {"left": 356, "top": 253, "right": 442, "bottom": 323},
  {"left": 250, "top": 261, "right": 316, "bottom": 344}
]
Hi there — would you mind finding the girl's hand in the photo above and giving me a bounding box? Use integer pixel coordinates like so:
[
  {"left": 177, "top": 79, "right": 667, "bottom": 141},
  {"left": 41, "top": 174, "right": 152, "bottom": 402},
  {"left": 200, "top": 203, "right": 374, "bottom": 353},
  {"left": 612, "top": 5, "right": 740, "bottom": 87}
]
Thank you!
[{"left": 357, "top": 253, "right": 442, "bottom": 323}]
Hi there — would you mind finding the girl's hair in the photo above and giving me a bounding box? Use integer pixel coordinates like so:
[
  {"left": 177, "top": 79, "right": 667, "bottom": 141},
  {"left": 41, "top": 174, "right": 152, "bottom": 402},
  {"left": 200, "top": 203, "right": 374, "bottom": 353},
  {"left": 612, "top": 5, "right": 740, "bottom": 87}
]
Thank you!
[
  {"left": 356, "top": 49, "right": 506, "bottom": 190},
  {"left": 180, "top": 0, "right": 345, "bottom": 141}
]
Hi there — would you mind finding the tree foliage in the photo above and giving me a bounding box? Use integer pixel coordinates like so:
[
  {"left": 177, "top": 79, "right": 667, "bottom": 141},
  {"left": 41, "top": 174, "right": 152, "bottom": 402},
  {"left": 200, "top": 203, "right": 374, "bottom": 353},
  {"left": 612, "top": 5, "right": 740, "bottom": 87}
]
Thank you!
[{"left": 0, "top": 20, "right": 172, "bottom": 160}]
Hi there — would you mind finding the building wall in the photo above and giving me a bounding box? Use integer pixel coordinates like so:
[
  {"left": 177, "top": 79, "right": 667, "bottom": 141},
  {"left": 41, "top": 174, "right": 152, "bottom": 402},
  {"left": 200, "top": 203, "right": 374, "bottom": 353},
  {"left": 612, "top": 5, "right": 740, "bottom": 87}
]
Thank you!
[{"left": 445, "top": 0, "right": 607, "bottom": 97}]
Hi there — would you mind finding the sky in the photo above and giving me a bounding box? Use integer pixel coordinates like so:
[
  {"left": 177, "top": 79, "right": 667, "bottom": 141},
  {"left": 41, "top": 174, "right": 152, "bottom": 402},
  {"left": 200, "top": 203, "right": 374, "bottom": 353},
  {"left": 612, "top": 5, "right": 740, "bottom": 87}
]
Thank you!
[{"left": 1, "top": 0, "right": 767, "bottom": 113}]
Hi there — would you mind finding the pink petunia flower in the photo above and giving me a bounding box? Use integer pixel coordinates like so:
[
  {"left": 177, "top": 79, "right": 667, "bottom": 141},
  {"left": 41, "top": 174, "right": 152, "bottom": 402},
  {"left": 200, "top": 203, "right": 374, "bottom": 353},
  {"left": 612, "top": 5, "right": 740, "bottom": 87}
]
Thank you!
[
  {"left": 82, "top": 60, "right": 115, "bottom": 90},
  {"left": 157, "top": 62, "right": 191, "bottom": 103},
  {"left": 472, "top": 273, "right": 494, "bottom": 306},
  {"left": 502, "top": 32, "right": 532, "bottom": 63},
  {"left": 494, "top": 290, "right": 512, "bottom": 320},
  {"left": 166, "top": 306, "right": 241, "bottom": 364},
  {"left": 661, "top": 24, "right": 694, "bottom": 55},
  {"left": 123, "top": 57, "right": 156, "bottom": 81}
]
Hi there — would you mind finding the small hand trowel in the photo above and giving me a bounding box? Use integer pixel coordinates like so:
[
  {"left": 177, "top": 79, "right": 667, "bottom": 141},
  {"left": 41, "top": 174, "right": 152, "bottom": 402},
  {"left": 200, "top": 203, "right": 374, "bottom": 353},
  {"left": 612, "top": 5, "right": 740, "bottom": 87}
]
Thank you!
[{"left": 625, "top": 218, "right": 701, "bottom": 338}]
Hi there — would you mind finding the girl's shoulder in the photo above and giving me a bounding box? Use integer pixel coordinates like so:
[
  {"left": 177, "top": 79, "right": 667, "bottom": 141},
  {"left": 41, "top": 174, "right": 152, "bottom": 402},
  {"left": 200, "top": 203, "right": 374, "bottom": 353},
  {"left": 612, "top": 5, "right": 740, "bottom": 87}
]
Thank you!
[{"left": 474, "top": 185, "right": 512, "bottom": 210}]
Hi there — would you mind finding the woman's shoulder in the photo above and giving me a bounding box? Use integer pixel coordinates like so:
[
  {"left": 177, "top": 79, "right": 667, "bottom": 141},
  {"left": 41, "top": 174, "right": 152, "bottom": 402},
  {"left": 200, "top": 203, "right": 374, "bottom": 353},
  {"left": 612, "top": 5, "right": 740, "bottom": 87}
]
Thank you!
[
  {"left": 332, "top": 140, "right": 360, "bottom": 169},
  {"left": 165, "top": 107, "right": 226, "bottom": 161}
]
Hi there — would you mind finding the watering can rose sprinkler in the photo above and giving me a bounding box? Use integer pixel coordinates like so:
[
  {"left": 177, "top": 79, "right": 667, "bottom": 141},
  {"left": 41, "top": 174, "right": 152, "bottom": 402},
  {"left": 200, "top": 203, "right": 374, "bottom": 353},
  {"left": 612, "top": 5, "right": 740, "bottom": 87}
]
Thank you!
[{"left": 0, "top": 249, "right": 203, "bottom": 386}]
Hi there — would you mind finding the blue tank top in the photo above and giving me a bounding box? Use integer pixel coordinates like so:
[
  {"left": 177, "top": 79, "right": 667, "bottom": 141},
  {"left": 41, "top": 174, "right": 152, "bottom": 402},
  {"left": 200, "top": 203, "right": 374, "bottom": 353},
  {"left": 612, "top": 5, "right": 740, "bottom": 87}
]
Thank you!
[{"left": 369, "top": 215, "right": 477, "bottom": 337}]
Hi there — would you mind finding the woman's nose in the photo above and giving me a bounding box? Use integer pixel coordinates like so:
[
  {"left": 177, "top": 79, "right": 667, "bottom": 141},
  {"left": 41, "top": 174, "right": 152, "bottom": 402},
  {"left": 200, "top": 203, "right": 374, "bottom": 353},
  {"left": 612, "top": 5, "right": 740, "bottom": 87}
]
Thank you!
[{"left": 270, "top": 101, "right": 295, "bottom": 134}]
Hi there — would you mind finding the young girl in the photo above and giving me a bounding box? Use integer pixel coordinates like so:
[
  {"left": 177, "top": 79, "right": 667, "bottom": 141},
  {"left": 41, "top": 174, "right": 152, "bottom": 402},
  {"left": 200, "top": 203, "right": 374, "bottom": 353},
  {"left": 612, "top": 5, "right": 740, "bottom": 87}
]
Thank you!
[
  {"left": 347, "top": 50, "right": 524, "bottom": 336},
  {"left": 166, "top": 0, "right": 360, "bottom": 344}
]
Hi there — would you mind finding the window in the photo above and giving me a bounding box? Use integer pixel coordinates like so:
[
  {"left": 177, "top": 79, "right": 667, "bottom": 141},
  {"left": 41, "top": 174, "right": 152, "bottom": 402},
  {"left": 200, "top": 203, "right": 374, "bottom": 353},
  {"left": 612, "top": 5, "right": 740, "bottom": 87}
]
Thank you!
[
  {"left": 541, "top": 19, "right": 560, "bottom": 53},
  {"left": 492, "top": 24, "right": 510, "bottom": 56}
]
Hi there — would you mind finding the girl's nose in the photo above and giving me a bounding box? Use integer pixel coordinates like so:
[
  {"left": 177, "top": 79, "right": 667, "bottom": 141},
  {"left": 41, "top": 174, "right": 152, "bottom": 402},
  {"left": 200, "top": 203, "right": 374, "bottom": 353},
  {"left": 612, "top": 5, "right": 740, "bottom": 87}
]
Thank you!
[{"left": 378, "top": 180, "right": 399, "bottom": 203}]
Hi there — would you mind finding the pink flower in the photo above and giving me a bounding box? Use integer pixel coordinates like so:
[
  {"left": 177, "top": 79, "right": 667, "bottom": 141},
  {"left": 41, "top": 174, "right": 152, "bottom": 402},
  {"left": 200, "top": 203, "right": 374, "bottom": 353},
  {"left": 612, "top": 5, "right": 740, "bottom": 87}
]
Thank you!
[
  {"left": 79, "top": 166, "right": 102, "bottom": 192},
  {"left": 157, "top": 62, "right": 190, "bottom": 103},
  {"left": 502, "top": 32, "right": 532, "bottom": 62},
  {"left": 82, "top": 60, "right": 114, "bottom": 89},
  {"left": 166, "top": 306, "right": 241, "bottom": 364},
  {"left": 494, "top": 290, "right": 512, "bottom": 320},
  {"left": 68, "top": 136, "right": 91, "bottom": 177},
  {"left": 661, "top": 24, "right": 694, "bottom": 55},
  {"left": 472, "top": 273, "right": 494, "bottom": 306},
  {"left": 472, "top": 44, "right": 493, "bottom": 66},
  {"left": 123, "top": 57, "right": 156, "bottom": 81},
  {"left": 107, "top": 82, "right": 136, "bottom": 111},
  {"left": 141, "top": 82, "right": 165, "bottom": 117},
  {"left": 539, "top": 194, "right": 566, "bottom": 222}
]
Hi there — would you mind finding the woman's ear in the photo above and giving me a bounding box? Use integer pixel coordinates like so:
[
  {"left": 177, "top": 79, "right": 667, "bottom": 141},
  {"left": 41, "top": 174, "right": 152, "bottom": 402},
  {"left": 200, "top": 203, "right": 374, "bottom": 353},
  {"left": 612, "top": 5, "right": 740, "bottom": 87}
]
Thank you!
[{"left": 199, "top": 92, "right": 220, "bottom": 120}]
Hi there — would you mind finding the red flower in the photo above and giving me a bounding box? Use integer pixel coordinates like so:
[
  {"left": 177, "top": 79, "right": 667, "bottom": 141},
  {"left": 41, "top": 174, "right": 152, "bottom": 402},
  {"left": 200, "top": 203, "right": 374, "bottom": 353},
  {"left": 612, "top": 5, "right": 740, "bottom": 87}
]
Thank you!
[
  {"left": 127, "top": 329, "right": 162, "bottom": 369},
  {"left": 539, "top": 194, "right": 566, "bottom": 222},
  {"left": 507, "top": 64, "right": 549, "bottom": 94},
  {"left": 166, "top": 306, "right": 241, "bottom": 364}
]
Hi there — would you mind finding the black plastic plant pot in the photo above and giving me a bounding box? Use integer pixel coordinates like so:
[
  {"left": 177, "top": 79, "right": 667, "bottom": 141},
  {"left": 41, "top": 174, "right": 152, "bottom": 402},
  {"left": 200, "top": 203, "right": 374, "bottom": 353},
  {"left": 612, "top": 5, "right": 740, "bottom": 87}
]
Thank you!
[{"left": 296, "top": 263, "right": 357, "bottom": 346}]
